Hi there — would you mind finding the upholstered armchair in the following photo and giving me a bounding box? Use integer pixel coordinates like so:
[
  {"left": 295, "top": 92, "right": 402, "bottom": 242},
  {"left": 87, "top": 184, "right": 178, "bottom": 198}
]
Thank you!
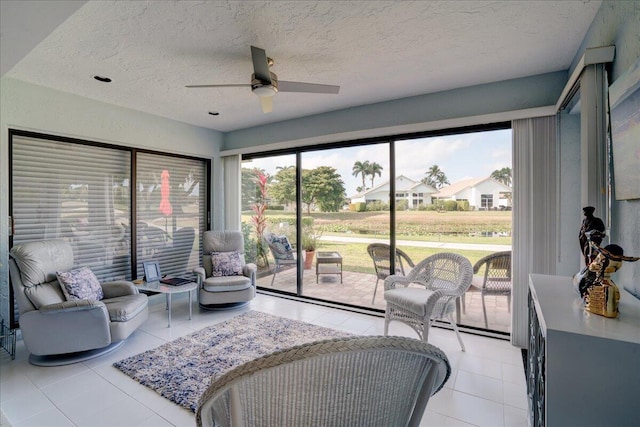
[
  {"left": 8, "top": 239, "right": 148, "bottom": 365},
  {"left": 194, "top": 230, "right": 256, "bottom": 310}
]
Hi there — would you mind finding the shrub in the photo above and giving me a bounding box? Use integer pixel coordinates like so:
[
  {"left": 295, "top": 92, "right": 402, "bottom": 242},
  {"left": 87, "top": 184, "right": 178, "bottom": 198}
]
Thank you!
[
  {"left": 396, "top": 199, "right": 409, "bottom": 211},
  {"left": 366, "top": 200, "right": 389, "bottom": 211},
  {"left": 268, "top": 205, "right": 285, "bottom": 211},
  {"left": 456, "top": 200, "right": 470, "bottom": 211},
  {"left": 442, "top": 200, "right": 458, "bottom": 211},
  {"left": 349, "top": 202, "right": 366, "bottom": 212}
]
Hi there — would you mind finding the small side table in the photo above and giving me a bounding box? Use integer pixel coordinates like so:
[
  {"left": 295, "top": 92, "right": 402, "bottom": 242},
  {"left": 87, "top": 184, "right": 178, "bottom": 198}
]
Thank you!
[
  {"left": 135, "top": 280, "right": 197, "bottom": 327},
  {"left": 316, "top": 251, "right": 343, "bottom": 283}
]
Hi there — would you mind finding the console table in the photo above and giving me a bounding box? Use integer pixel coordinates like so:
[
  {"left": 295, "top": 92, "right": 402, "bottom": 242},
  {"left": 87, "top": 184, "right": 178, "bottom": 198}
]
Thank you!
[{"left": 527, "top": 274, "right": 640, "bottom": 427}]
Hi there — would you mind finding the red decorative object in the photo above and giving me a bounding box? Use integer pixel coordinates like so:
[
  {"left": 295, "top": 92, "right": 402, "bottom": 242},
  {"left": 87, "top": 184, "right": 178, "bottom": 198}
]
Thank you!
[{"left": 159, "top": 170, "right": 172, "bottom": 216}]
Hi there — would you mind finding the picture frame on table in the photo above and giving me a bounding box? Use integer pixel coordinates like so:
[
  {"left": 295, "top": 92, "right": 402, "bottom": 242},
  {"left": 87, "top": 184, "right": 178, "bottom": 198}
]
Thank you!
[{"left": 143, "top": 260, "right": 161, "bottom": 282}]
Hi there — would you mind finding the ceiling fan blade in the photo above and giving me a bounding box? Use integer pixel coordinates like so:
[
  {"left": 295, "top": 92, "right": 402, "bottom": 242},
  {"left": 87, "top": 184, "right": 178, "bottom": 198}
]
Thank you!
[
  {"left": 251, "top": 46, "right": 272, "bottom": 84},
  {"left": 185, "top": 84, "right": 250, "bottom": 88},
  {"left": 278, "top": 81, "right": 340, "bottom": 94},
  {"left": 260, "top": 96, "right": 273, "bottom": 114}
]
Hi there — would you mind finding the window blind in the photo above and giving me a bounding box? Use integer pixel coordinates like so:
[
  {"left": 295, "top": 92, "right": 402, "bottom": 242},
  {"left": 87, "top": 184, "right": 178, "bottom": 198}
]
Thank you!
[
  {"left": 12, "top": 135, "right": 132, "bottom": 281},
  {"left": 136, "top": 152, "right": 206, "bottom": 278}
]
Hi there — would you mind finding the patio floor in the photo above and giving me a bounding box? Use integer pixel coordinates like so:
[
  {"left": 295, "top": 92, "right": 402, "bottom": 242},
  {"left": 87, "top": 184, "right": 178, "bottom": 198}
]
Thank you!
[{"left": 256, "top": 265, "right": 511, "bottom": 334}]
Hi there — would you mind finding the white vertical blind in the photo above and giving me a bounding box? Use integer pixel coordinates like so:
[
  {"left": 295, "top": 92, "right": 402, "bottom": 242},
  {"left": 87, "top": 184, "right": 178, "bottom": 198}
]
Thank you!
[
  {"left": 136, "top": 152, "right": 206, "bottom": 278},
  {"left": 223, "top": 155, "right": 242, "bottom": 231},
  {"left": 12, "top": 135, "right": 132, "bottom": 281},
  {"left": 511, "top": 116, "right": 557, "bottom": 347}
]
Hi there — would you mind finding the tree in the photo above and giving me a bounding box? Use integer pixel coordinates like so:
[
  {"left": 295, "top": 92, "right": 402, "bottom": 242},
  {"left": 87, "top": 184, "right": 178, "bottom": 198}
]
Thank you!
[
  {"left": 352, "top": 160, "right": 370, "bottom": 191},
  {"left": 302, "top": 166, "right": 346, "bottom": 214},
  {"left": 490, "top": 167, "right": 512, "bottom": 186},
  {"left": 422, "top": 164, "right": 450, "bottom": 189},
  {"left": 269, "top": 166, "right": 297, "bottom": 209},
  {"left": 241, "top": 167, "right": 262, "bottom": 210},
  {"left": 367, "top": 162, "right": 383, "bottom": 187}
]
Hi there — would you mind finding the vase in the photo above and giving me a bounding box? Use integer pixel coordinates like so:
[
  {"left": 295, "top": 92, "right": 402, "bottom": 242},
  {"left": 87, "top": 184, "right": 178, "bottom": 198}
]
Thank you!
[{"left": 304, "top": 250, "right": 315, "bottom": 270}]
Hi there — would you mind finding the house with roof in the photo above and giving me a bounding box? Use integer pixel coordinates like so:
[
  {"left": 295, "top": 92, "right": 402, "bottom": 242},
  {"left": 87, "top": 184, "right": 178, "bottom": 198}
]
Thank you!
[
  {"left": 434, "top": 177, "right": 512, "bottom": 210},
  {"left": 349, "top": 175, "right": 437, "bottom": 209}
]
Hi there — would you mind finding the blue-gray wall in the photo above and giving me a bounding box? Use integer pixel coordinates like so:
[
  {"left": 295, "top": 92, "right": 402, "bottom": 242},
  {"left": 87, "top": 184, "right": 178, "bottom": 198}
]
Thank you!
[{"left": 571, "top": 0, "right": 640, "bottom": 294}]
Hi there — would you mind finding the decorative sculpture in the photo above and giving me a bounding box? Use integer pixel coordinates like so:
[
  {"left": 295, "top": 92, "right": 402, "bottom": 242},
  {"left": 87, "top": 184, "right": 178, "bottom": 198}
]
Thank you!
[
  {"left": 578, "top": 206, "right": 605, "bottom": 267},
  {"left": 573, "top": 242, "right": 640, "bottom": 318}
]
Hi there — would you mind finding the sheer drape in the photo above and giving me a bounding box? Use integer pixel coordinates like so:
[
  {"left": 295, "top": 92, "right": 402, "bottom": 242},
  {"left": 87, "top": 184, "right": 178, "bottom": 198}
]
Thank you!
[{"left": 511, "top": 115, "right": 557, "bottom": 347}]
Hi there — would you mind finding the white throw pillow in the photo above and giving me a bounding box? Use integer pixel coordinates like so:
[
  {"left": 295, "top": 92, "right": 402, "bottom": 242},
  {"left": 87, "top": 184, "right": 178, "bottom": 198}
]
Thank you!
[{"left": 56, "top": 267, "right": 104, "bottom": 301}]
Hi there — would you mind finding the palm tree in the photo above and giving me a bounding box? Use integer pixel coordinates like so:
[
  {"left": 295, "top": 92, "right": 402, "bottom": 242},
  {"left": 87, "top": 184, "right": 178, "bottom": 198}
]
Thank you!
[
  {"left": 367, "top": 162, "right": 383, "bottom": 187},
  {"left": 491, "top": 167, "right": 512, "bottom": 186},
  {"left": 422, "top": 164, "right": 450, "bottom": 189},
  {"left": 352, "top": 160, "right": 370, "bottom": 191}
]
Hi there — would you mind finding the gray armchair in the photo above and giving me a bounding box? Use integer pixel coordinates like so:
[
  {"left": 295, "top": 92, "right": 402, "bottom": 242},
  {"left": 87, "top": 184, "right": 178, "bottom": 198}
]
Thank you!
[
  {"left": 194, "top": 231, "right": 256, "bottom": 310},
  {"left": 8, "top": 239, "right": 148, "bottom": 366}
]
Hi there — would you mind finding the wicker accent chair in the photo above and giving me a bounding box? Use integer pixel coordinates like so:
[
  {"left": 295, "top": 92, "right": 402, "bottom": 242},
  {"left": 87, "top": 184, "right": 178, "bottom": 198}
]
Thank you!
[
  {"left": 367, "top": 243, "right": 415, "bottom": 304},
  {"left": 463, "top": 251, "right": 512, "bottom": 328},
  {"left": 196, "top": 336, "right": 450, "bottom": 427},
  {"left": 384, "top": 252, "right": 473, "bottom": 351}
]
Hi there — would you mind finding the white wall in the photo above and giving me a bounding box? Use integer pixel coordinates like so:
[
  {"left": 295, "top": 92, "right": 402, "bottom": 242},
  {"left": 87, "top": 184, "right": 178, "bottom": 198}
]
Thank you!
[{"left": 0, "top": 77, "right": 223, "bottom": 325}]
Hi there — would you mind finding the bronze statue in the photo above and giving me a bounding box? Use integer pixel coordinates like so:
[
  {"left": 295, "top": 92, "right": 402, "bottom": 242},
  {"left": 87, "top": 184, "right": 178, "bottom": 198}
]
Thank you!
[{"left": 578, "top": 206, "right": 605, "bottom": 266}]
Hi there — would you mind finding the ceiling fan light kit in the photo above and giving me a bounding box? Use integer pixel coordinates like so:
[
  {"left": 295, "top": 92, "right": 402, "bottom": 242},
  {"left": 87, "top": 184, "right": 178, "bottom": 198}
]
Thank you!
[{"left": 186, "top": 45, "right": 339, "bottom": 114}]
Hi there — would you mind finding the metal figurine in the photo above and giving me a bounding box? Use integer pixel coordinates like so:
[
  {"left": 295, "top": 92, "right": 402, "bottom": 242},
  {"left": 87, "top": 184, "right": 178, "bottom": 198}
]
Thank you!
[
  {"left": 578, "top": 206, "right": 605, "bottom": 267},
  {"left": 573, "top": 242, "right": 640, "bottom": 318}
]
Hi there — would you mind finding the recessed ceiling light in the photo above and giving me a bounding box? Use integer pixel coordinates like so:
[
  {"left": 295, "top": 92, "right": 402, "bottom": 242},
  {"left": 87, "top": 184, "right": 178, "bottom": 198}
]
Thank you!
[
  {"left": 208, "top": 111, "right": 220, "bottom": 116},
  {"left": 93, "top": 75, "right": 112, "bottom": 83}
]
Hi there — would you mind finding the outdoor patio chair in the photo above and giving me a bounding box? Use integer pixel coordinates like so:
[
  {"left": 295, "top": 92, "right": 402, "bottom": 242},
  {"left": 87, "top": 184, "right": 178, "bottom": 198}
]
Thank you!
[
  {"left": 8, "top": 239, "right": 149, "bottom": 366},
  {"left": 264, "top": 231, "right": 297, "bottom": 287},
  {"left": 195, "top": 230, "right": 256, "bottom": 310},
  {"left": 464, "top": 251, "right": 512, "bottom": 328},
  {"left": 384, "top": 252, "right": 473, "bottom": 351},
  {"left": 196, "top": 336, "right": 450, "bottom": 427},
  {"left": 367, "top": 243, "right": 415, "bottom": 304}
]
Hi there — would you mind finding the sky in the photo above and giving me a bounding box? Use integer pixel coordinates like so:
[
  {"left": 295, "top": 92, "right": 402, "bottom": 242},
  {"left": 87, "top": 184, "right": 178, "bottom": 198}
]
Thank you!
[{"left": 243, "top": 128, "right": 512, "bottom": 197}]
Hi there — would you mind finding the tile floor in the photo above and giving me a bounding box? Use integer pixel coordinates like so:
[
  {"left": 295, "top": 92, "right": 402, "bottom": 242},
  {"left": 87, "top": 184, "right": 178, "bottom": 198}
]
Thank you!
[{"left": 1, "top": 291, "right": 528, "bottom": 427}]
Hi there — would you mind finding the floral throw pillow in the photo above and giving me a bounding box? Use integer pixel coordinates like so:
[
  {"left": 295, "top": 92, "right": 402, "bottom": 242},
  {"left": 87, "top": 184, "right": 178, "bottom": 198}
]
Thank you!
[
  {"left": 56, "top": 267, "right": 104, "bottom": 301},
  {"left": 270, "top": 235, "right": 294, "bottom": 260},
  {"left": 210, "top": 251, "right": 243, "bottom": 277}
]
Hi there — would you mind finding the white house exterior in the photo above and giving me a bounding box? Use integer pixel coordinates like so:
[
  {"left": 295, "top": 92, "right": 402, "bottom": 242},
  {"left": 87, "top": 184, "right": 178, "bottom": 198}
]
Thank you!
[
  {"left": 349, "top": 175, "right": 437, "bottom": 209},
  {"left": 434, "top": 177, "right": 512, "bottom": 210}
]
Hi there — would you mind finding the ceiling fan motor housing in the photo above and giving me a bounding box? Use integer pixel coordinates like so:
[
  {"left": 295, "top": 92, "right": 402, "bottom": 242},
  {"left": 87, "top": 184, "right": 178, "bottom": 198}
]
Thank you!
[{"left": 251, "top": 72, "right": 278, "bottom": 97}]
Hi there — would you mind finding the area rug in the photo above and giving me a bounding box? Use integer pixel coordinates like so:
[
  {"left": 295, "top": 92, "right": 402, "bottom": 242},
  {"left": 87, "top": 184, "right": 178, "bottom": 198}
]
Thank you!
[{"left": 113, "top": 311, "right": 351, "bottom": 412}]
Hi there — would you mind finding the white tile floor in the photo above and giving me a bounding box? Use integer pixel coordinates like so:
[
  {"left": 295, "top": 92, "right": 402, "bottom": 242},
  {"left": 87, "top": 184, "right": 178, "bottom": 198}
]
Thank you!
[{"left": 1, "top": 292, "right": 528, "bottom": 427}]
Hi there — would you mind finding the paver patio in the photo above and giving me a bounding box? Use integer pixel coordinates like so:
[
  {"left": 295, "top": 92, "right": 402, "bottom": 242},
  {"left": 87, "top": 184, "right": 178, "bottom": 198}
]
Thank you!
[{"left": 256, "top": 264, "right": 511, "bottom": 334}]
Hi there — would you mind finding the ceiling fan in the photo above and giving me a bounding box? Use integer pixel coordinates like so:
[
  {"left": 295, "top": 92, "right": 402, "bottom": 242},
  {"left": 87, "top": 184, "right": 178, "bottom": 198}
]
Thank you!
[{"left": 186, "top": 46, "right": 340, "bottom": 113}]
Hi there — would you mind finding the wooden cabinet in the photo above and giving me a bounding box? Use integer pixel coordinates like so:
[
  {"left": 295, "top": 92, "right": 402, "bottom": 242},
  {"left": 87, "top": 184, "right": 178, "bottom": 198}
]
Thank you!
[{"left": 527, "top": 274, "right": 640, "bottom": 427}]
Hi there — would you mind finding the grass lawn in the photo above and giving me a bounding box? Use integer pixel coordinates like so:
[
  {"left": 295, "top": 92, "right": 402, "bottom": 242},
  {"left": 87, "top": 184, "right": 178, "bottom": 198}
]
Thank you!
[{"left": 245, "top": 209, "right": 512, "bottom": 272}]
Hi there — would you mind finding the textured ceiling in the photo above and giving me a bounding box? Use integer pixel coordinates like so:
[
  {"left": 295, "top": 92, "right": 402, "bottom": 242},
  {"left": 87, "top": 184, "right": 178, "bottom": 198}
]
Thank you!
[{"left": 4, "top": 1, "right": 602, "bottom": 132}]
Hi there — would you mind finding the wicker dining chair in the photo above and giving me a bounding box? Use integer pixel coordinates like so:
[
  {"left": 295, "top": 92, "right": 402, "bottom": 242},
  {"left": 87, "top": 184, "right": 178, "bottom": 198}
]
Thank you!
[
  {"left": 384, "top": 252, "right": 473, "bottom": 351},
  {"left": 196, "top": 336, "right": 451, "bottom": 427},
  {"left": 464, "top": 251, "right": 512, "bottom": 328},
  {"left": 367, "top": 243, "right": 415, "bottom": 304}
]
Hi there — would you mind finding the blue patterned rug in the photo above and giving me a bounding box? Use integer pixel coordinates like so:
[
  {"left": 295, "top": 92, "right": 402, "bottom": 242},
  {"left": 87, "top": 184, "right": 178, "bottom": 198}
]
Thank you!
[{"left": 113, "top": 311, "right": 351, "bottom": 412}]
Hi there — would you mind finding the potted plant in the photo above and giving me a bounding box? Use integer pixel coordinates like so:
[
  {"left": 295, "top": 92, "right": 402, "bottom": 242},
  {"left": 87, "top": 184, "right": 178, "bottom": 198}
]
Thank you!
[{"left": 302, "top": 226, "right": 321, "bottom": 269}]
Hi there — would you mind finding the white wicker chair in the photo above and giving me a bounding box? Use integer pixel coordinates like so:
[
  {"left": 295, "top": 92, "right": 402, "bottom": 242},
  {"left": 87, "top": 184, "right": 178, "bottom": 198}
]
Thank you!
[
  {"left": 384, "top": 252, "right": 473, "bottom": 351},
  {"left": 464, "top": 251, "right": 512, "bottom": 328},
  {"left": 196, "top": 336, "right": 450, "bottom": 427}
]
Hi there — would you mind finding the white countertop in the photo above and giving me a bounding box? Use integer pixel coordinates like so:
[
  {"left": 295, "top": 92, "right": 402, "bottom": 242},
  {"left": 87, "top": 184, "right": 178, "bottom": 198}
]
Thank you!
[{"left": 529, "top": 274, "right": 640, "bottom": 345}]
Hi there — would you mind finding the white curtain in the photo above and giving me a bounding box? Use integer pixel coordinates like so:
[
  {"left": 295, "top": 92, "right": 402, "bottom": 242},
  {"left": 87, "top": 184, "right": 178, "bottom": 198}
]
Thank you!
[
  {"left": 222, "top": 155, "right": 242, "bottom": 231},
  {"left": 511, "top": 116, "right": 557, "bottom": 347}
]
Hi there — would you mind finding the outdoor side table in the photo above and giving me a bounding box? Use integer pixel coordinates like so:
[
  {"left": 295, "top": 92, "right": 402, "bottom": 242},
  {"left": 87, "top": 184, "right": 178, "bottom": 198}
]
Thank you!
[
  {"left": 316, "top": 251, "right": 343, "bottom": 283},
  {"left": 135, "top": 280, "right": 197, "bottom": 327}
]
